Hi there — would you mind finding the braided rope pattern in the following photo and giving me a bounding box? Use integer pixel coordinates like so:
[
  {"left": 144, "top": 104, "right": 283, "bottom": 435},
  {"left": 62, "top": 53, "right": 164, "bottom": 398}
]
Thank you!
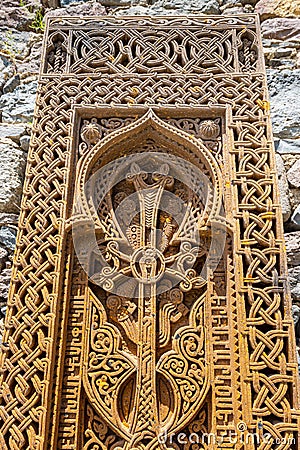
[{"left": 0, "top": 16, "right": 298, "bottom": 450}]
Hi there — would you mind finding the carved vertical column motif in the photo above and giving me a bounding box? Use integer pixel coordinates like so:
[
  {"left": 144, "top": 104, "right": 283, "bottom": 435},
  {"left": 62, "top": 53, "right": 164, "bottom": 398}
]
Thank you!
[{"left": 0, "top": 15, "right": 299, "bottom": 450}]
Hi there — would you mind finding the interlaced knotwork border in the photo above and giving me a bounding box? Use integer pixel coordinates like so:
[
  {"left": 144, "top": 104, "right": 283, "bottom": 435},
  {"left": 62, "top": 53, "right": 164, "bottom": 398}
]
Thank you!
[{"left": 0, "top": 14, "right": 299, "bottom": 450}]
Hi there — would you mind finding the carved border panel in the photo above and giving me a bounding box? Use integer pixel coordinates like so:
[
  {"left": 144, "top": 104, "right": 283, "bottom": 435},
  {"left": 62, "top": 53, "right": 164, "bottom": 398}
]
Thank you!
[{"left": 0, "top": 14, "right": 299, "bottom": 450}]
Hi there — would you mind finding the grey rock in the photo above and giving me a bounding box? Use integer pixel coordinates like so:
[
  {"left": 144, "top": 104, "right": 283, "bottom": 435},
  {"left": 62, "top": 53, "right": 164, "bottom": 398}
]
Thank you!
[
  {"left": 222, "top": 6, "right": 246, "bottom": 14},
  {"left": 0, "top": 81, "right": 37, "bottom": 123},
  {"left": 267, "top": 69, "right": 300, "bottom": 139},
  {"left": 60, "top": 0, "right": 128, "bottom": 4},
  {"left": 274, "top": 47, "right": 295, "bottom": 58},
  {"left": 41, "top": 0, "right": 60, "bottom": 7},
  {"left": 292, "top": 304, "right": 300, "bottom": 324},
  {"left": 115, "top": 0, "right": 220, "bottom": 14},
  {"left": 0, "top": 68, "right": 14, "bottom": 95},
  {"left": 0, "top": 318, "right": 4, "bottom": 345},
  {"left": 275, "top": 138, "right": 300, "bottom": 154},
  {"left": 126, "top": 0, "right": 149, "bottom": 3},
  {"left": 92, "top": 0, "right": 131, "bottom": 4},
  {"left": 0, "top": 56, "right": 8, "bottom": 72},
  {"left": 290, "top": 188, "right": 300, "bottom": 210},
  {"left": 281, "top": 153, "right": 300, "bottom": 170},
  {"left": 0, "top": 30, "right": 33, "bottom": 63},
  {"left": 0, "top": 248, "right": 8, "bottom": 270},
  {"left": 275, "top": 154, "right": 291, "bottom": 221},
  {"left": 3, "top": 74, "right": 20, "bottom": 94},
  {"left": 292, "top": 304, "right": 300, "bottom": 350},
  {"left": 287, "top": 159, "right": 300, "bottom": 188},
  {"left": 0, "top": 138, "right": 26, "bottom": 214},
  {"left": 267, "top": 69, "right": 300, "bottom": 96},
  {"left": 261, "top": 18, "right": 300, "bottom": 41},
  {"left": 115, "top": 5, "right": 158, "bottom": 14},
  {"left": 157, "top": 0, "right": 220, "bottom": 13},
  {"left": 17, "top": 37, "right": 43, "bottom": 80},
  {"left": 0, "top": 124, "right": 26, "bottom": 143},
  {"left": 240, "top": 0, "right": 259, "bottom": 4},
  {"left": 0, "top": 267, "right": 12, "bottom": 303},
  {"left": 20, "top": 135, "right": 30, "bottom": 152},
  {"left": 270, "top": 58, "right": 296, "bottom": 69},
  {"left": 0, "top": 213, "right": 19, "bottom": 225},
  {"left": 263, "top": 40, "right": 298, "bottom": 71},
  {"left": 221, "top": 0, "right": 243, "bottom": 5},
  {"left": 0, "top": 56, "right": 12, "bottom": 91},
  {"left": 285, "top": 231, "right": 300, "bottom": 265},
  {"left": 0, "top": 75, "right": 5, "bottom": 93},
  {"left": 291, "top": 205, "right": 300, "bottom": 229},
  {"left": 289, "top": 267, "right": 300, "bottom": 301},
  {"left": 46, "top": 1, "right": 106, "bottom": 17},
  {"left": 0, "top": 227, "right": 17, "bottom": 251},
  {"left": 0, "top": 2, "right": 35, "bottom": 32}
]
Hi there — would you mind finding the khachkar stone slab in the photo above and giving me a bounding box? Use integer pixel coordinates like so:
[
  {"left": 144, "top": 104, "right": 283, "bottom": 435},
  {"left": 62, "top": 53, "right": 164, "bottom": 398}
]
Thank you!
[{"left": 0, "top": 13, "right": 299, "bottom": 450}]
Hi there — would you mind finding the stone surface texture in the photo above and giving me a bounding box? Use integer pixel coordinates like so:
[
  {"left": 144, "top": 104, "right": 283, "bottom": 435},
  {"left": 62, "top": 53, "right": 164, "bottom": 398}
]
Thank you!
[
  {"left": 255, "top": 0, "right": 300, "bottom": 21},
  {"left": 0, "top": 0, "right": 37, "bottom": 32},
  {"left": 0, "top": 0, "right": 299, "bottom": 356},
  {"left": 0, "top": 138, "right": 26, "bottom": 214},
  {"left": 287, "top": 159, "right": 300, "bottom": 188},
  {"left": 262, "top": 18, "right": 300, "bottom": 40},
  {"left": 267, "top": 70, "right": 300, "bottom": 138},
  {"left": 276, "top": 153, "right": 292, "bottom": 222},
  {"left": 285, "top": 231, "right": 300, "bottom": 266},
  {"left": 46, "top": 1, "right": 106, "bottom": 16}
]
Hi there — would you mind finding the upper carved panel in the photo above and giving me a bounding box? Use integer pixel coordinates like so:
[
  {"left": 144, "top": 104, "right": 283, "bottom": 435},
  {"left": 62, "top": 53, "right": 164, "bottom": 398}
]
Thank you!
[
  {"left": 79, "top": 115, "right": 222, "bottom": 158},
  {"left": 43, "top": 15, "right": 262, "bottom": 75}
]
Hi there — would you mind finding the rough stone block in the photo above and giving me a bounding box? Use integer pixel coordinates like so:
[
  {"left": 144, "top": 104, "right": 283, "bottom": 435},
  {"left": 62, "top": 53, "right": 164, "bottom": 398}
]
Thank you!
[
  {"left": 255, "top": 0, "right": 300, "bottom": 21},
  {"left": 0, "top": 81, "right": 37, "bottom": 123},
  {"left": 285, "top": 231, "right": 300, "bottom": 265},
  {"left": 0, "top": 138, "right": 26, "bottom": 213},
  {"left": 262, "top": 18, "right": 300, "bottom": 40},
  {"left": 276, "top": 154, "right": 292, "bottom": 221},
  {"left": 287, "top": 159, "right": 300, "bottom": 188}
]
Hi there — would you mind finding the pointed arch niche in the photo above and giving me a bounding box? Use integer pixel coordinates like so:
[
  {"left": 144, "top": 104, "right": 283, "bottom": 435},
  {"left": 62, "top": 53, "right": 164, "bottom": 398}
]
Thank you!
[{"left": 52, "top": 106, "right": 238, "bottom": 450}]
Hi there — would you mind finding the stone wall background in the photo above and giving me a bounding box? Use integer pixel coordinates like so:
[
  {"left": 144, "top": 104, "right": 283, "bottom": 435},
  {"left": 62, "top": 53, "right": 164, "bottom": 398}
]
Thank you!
[{"left": 0, "top": 0, "right": 299, "bottom": 353}]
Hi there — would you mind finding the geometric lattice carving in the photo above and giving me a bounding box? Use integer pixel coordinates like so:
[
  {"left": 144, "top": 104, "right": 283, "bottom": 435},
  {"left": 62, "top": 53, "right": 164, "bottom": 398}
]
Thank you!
[{"left": 0, "top": 14, "right": 299, "bottom": 450}]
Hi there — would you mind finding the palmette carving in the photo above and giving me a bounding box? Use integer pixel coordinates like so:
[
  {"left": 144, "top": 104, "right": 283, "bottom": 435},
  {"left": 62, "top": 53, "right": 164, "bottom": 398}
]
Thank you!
[{"left": 0, "top": 14, "right": 299, "bottom": 450}]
